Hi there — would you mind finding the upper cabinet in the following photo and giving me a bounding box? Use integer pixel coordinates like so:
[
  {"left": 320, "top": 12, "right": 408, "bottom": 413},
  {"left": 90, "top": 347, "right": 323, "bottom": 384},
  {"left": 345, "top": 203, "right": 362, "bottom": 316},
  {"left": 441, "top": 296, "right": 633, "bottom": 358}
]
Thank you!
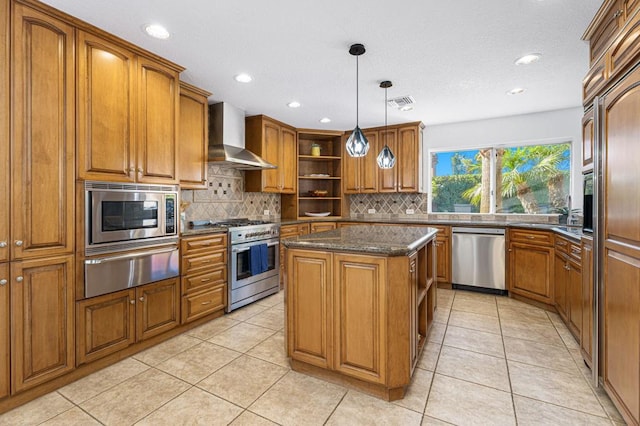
[
  {"left": 77, "top": 31, "right": 183, "bottom": 184},
  {"left": 343, "top": 130, "right": 378, "bottom": 194},
  {"left": 11, "top": 3, "right": 75, "bottom": 260},
  {"left": 582, "top": 109, "right": 594, "bottom": 170},
  {"left": 245, "top": 115, "right": 297, "bottom": 194},
  {"left": 178, "top": 82, "right": 211, "bottom": 189},
  {"left": 343, "top": 122, "right": 424, "bottom": 194},
  {"left": 0, "top": 0, "right": 8, "bottom": 263}
]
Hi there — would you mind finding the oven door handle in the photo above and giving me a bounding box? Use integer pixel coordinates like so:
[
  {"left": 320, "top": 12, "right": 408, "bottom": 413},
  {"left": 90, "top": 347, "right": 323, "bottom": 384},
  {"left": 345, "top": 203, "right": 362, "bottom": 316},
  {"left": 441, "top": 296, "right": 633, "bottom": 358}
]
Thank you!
[
  {"left": 231, "top": 241, "right": 279, "bottom": 254},
  {"left": 85, "top": 246, "right": 178, "bottom": 264}
]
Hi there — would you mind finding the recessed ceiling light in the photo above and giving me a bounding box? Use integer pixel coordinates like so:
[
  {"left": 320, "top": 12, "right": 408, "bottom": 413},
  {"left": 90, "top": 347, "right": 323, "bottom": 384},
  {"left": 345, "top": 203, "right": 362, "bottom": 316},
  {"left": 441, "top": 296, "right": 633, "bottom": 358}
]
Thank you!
[
  {"left": 287, "top": 101, "right": 301, "bottom": 108},
  {"left": 507, "top": 87, "right": 526, "bottom": 95},
  {"left": 400, "top": 105, "right": 414, "bottom": 111},
  {"left": 143, "top": 24, "right": 170, "bottom": 40},
  {"left": 234, "top": 73, "right": 253, "bottom": 83},
  {"left": 319, "top": 117, "right": 331, "bottom": 123},
  {"left": 515, "top": 53, "right": 542, "bottom": 65}
]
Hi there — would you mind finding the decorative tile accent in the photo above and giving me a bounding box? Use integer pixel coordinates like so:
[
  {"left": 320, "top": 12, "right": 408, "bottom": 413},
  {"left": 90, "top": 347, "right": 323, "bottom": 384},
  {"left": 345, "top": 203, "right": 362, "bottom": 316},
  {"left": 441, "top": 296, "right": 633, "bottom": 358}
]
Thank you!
[{"left": 182, "top": 165, "right": 280, "bottom": 222}]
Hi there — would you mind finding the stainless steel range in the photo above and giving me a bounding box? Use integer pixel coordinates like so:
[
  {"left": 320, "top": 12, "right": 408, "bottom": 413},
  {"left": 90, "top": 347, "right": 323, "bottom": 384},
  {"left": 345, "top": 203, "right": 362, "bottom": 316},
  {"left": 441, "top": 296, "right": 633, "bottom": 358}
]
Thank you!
[{"left": 190, "top": 219, "right": 280, "bottom": 312}]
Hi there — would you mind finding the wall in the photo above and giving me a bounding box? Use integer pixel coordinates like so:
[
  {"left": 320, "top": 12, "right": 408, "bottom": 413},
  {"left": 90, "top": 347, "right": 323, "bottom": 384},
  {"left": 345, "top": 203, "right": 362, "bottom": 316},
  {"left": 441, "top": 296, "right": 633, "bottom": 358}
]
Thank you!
[{"left": 181, "top": 165, "right": 280, "bottom": 223}]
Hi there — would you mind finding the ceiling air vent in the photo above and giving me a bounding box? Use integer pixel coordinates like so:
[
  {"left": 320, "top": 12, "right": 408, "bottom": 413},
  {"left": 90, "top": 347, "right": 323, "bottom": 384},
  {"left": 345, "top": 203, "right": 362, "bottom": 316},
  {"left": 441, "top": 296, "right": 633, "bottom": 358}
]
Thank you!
[{"left": 387, "top": 95, "right": 415, "bottom": 109}]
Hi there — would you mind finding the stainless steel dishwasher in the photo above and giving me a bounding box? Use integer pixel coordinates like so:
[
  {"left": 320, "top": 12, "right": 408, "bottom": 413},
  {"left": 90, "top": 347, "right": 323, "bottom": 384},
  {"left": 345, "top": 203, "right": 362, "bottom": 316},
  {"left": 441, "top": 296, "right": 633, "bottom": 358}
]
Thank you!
[{"left": 452, "top": 227, "right": 506, "bottom": 293}]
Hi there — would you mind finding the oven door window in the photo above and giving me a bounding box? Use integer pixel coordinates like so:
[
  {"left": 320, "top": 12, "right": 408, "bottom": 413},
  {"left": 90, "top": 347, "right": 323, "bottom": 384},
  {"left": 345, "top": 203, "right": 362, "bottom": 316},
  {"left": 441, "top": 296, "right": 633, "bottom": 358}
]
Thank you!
[
  {"left": 101, "top": 200, "right": 159, "bottom": 232},
  {"left": 235, "top": 243, "right": 277, "bottom": 281}
]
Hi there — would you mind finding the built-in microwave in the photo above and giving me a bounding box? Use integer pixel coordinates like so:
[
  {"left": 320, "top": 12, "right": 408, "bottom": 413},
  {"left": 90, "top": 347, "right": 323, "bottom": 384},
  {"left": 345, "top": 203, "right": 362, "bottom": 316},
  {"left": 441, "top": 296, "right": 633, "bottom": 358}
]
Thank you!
[
  {"left": 583, "top": 172, "right": 594, "bottom": 233},
  {"left": 85, "top": 181, "right": 178, "bottom": 249}
]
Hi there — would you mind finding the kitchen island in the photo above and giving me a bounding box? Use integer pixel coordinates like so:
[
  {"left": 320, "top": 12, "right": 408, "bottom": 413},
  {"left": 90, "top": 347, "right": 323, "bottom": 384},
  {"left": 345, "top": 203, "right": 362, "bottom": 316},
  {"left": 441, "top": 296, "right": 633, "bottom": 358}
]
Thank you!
[{"left": 282, "top": 225, "right": 438, "bottom": 400}]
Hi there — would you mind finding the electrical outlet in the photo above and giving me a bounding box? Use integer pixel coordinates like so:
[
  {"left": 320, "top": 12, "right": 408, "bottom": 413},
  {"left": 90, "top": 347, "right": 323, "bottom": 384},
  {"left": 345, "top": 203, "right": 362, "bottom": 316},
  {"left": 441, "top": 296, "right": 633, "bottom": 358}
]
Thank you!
[
  {"left": 406, "top": 209, "right": 415, "bottom": 214},
  {"left": 367, "top": 208, "right": 376, "bottom": 214},
  {"left": 263, "top": 209, "right": 270, "bottom": 215}
]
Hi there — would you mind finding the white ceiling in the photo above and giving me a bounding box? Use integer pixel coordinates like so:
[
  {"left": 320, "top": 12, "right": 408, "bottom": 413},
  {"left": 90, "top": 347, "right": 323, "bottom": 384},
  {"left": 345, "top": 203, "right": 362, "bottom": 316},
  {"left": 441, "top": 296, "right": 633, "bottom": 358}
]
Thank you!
[{"left": 41, "top": 0, "right": 602, "bottom": 129}]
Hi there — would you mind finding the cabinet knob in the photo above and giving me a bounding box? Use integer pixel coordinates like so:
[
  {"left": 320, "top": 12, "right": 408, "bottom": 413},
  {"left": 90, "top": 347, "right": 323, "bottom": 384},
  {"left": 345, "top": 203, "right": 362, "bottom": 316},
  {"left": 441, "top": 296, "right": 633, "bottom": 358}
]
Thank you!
[
  {"left": 0, "top": 241, "right": 6, "bottom": 248},
  {"left": 16, "top": 276, "right": 23, "bottom": 282},
  {"left": 0, "top": 279, "right": 6, "bottom": 286},
  {"left": 139, "top": 296, "right": 145, "bottom": 302},
  {"left": 137, "top": 168, "right": 143, "bottom": 174},
  {"left": 613, "top": 9, "right": 623, "bottom": 18},
  {"left": 14, "top": 240, "right": 23, "bottom": 246},
  {"left": 130, "top": 299, "right": 135, "bottom": 305},
  {"left": 508, "top": 248, "right": 512, "bottom": 252}
]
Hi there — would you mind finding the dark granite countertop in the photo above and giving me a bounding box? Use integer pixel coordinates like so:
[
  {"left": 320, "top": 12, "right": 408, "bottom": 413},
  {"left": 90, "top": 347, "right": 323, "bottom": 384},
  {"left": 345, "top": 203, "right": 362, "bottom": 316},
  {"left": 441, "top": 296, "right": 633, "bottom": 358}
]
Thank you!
[
  {"left": 281, "top": 225, "right": 438, "bottom": 256},
  {"left": 552, "top": 226, "right": 583, "bottom": 242},
  {"left": 181, "top": 226, "right": 228, "bottom": 237}
]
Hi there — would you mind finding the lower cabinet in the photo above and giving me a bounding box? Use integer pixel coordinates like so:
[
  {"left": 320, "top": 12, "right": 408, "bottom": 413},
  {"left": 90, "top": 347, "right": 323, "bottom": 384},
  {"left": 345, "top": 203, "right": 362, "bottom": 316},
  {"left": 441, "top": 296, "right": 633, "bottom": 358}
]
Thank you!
[
  {"left": 508, "top": 229, "right": 554, "bottom": 305},
  {"left": 76, "top": 277, "right": 180, "bottom": 365},
  {"left": 0, "top": 263, "right": 8, "bottom": 399},
  {"left": 581, "top": 236, "right": 594, "bottom": 365},
  {"left": 279, "top": 223, "right": 310, "bottom": 289},
  {"left": 432, "top": 226, "right": 451, "bottom": 285},
  {"left": 11, "top": 255, "right": 75, "bottom": 393},
  {"left": 310, "top": 221, "right": 336, "bottom": 233},
  {"left": 553, "top": 236, "right": 583, "bottom": 340}
]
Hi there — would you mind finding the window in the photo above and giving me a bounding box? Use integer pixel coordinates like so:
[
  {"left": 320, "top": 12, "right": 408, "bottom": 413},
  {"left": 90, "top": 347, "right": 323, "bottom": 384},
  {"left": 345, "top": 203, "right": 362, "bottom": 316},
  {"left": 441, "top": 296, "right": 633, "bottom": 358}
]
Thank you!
[{"left": 430, "top": 141, "right": 571, "bottom": 215}]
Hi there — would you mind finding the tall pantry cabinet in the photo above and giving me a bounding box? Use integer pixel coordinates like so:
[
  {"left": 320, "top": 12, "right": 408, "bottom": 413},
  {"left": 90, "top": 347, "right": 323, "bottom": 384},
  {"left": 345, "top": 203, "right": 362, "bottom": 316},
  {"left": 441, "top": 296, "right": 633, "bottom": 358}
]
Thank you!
[
  {"left": 0, "top": 0, "right": 8, "bottom": 400},
  {"left": 583, "top": 1, "right": 640, "bottom": 424},
  {"left": 5, "top": 0, "right": 76, "bottom": 394}
]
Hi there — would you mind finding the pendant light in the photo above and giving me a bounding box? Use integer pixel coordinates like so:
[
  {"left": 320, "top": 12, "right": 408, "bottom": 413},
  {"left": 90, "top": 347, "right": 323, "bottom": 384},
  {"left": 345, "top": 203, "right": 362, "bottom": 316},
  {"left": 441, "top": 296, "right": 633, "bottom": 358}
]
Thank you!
[
  {"left": 377, "top": 80, "right": 396, "bottom": 169},
  {"left": 345, "top": 43, "right": 369, "bottom": 157}
]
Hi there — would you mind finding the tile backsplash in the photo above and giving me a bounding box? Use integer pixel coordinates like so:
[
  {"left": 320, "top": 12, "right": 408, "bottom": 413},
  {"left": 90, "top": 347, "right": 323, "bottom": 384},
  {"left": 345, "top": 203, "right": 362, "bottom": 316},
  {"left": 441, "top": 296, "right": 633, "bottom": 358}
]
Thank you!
[{"left": 180, "top": 165, "right": 280, "bottom": 222}]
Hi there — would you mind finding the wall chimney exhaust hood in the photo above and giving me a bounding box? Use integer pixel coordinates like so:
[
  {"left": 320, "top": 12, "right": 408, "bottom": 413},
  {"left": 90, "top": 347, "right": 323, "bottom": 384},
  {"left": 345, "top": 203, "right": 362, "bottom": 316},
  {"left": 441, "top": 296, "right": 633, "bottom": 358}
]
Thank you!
[{"left": 208, "top": 102, "right": 276, "bottom": 170}]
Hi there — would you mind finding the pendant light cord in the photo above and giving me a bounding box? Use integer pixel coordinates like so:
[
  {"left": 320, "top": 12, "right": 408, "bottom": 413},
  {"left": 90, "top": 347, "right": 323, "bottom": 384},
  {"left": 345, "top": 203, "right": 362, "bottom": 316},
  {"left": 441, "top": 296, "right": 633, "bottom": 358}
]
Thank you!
[
  {"left": 384, "top": 85, "right": 388, "bottom": 148},
  {"left": 356, "top": 55, "right": 359, "bottom": 126}
]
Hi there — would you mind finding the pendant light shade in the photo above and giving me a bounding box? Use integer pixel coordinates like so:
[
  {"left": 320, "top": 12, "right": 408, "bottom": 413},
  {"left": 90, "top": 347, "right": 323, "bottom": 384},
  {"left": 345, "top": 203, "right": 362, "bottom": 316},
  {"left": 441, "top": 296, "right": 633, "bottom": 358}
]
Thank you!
[
  {"left": 346, "top": 44, "right": 369, "bottom": 158},
  {"left": 377, "top": 80, "right": 396, "bottom": 169}
]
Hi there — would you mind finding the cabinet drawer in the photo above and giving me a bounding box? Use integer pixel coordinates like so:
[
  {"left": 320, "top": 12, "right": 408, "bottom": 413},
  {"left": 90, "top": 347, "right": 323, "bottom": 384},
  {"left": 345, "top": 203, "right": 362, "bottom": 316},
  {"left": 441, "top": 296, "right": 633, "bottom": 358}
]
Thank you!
[
  {"left": 509, "top": 229, "right": 553, "bottom": 246},
  {"left": 181, "top": 233, "right": 227, "bottom": 256},
  {"left": 310, "top": 222, "right": 336, "bottom": 233},
  {"left": 182, "top": 284, "right": 226, "bottom": 323},
  {"left": 583, "top": 55, "right": 607, "bottom": 106},
  {"left": 555, "top": 236, "right": 570, "bottom": 254},
  {"left": 181, "top": 250, "right": 226, "bottom": 275},
  {"left": 182, "top": 266, "right": 226, "bottom": 294},
  {"left": 280, "top": 224, "right": 301, "bottom": 238},
  {"left": 569, "top": 243, "right": 582, "bottom": 262}
]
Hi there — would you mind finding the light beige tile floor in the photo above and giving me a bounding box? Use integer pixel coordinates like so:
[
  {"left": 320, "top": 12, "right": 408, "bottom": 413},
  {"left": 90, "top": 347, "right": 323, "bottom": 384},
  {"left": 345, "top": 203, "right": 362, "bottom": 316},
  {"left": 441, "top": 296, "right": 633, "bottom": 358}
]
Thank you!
[{"left": 0, "top": 289, "right": 625, "bottom": 425}]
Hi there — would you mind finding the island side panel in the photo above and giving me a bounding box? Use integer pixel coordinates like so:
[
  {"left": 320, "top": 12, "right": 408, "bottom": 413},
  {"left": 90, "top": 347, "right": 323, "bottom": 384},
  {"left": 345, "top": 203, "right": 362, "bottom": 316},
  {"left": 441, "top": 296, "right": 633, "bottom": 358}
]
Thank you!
[
  {"left": 333, "top": 254, "right": 387, "bottom": 385},
  {"left": 386, "top": 254, "right": 412, "bottom": 388},
  {"left": 286, "top": 249, "right": 333, "bottom": 369}
]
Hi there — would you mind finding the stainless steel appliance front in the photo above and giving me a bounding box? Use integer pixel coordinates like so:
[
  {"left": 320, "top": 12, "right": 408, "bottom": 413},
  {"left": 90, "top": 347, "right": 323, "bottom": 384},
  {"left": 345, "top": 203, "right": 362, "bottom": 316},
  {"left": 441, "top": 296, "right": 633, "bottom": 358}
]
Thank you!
[
  {"left": 84, "top": 245, "right": 179, "bottom": 298},
  {"left": 452, "top": 227, "right": 506, "bottom": 292},
  {"left": 85, "top": 181, "right": 178, "bottom": 252}
]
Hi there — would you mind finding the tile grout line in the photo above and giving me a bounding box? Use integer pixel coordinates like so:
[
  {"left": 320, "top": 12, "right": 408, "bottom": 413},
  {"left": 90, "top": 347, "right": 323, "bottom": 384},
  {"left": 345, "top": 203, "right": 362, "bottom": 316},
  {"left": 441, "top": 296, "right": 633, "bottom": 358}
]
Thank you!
[{"left": 496, "top": 296, "right": 520, "bottom": 426}]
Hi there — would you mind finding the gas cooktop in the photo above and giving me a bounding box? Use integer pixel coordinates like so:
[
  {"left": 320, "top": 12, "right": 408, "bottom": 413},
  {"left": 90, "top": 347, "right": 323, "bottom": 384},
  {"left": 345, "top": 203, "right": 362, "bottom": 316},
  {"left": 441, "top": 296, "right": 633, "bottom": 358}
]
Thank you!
[{"left": 189, "top": 218, "right": 272, "bottom": 228}]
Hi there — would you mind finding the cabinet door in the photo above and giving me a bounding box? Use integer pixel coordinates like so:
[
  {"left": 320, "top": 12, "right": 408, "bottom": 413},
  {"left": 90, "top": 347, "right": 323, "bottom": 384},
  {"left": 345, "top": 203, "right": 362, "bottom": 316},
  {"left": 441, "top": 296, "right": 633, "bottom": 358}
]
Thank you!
[
  {"left": 280, "top": 127, "right": 297, "bottom": 194},
  {"left": 343, "top": 142, "right": 360, "bottom": 193},
  {"left": 378, "top": 129, "right": 397, "bottom": 192},
  {"left": 76, "top": 289, "right": 135, "bottom": 365},
  {"left": 397, "top": 126, "right": 420, "bottom": 192},
  {"left": 11, "top": 255, "right": 74, "bottom": 393},
  {"left": 136, "top": 278, "right": 180, "bottom": 341},
  {"left": 178, "top": 83, "right": 210, "bottom": 189},
  {"left": 287, "top": 250, "right": 333, "bottom": 369},
  {"left": 262, "top": 121, "right": 281, "bottom": 192},
  {"left": 0, "top": 0, "right": 8, "bottom": 263},
  {"left": 77, "top": 31, "right": 136, "bottom": 182},
  {"left": 568, "top": 261, "right": 582, "bottom": 339},
  {"left": 582, "top": 109, "right": 594, "bottom": 169},
  {"left": 11, "top": 4, "right": 75, "bottom": 260},
  {"left": 436, "top": 236, "right": 451, "bottom": 285},
  {"left": 581, "top": 239, "right": 594, "bottom": 362},
  {"left": 0, "top": 263, "right": 8, "bottom": 399},
  {"left": 509, "top": 242, "right": 553, "bottom": 304},
  {"left": 554, "top": 253, "right": 568, "bottom": 322},
  {"left": 333, "top": 254, "right": 386, "bottom": 384},
  {"left": 359, "top": 131, "right": 378, "bottom": 193},
  {"left": 137, "top": 57, "right": 179, "bottom": 184},
  {"left": 181, "top": 283, "right": 226, "bottom": 323},
  {"left": 409, "top": 254, "right": 418, "bottom": 369}
]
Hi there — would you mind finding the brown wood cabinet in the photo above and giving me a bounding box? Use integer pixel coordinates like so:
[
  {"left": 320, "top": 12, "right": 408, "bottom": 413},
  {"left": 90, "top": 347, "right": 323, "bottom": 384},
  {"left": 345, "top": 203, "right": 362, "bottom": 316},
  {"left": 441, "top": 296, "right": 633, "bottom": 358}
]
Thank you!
[
  {"left": 286, "top": 238, "right": 435, "bottom": 400},
  {"left": 582, "top": 109, "right": 595, "bottom": 169},
  {"left": 77, "top": 32, "right": 182, "bottom": 184},
  {"left": 378, "top": 129, "right": 397, "bottom": 192},
  {"left": 11, "top": 3, "right": 75, "bottom": 261},
  {"left": 180, "top": 233, "right": 227, "bottom": 323},
  {"left": 343, "top": 130, "right": 378, "bottom": 194},
  {"left": 553, "top": 236, "right": 583, "bottom": 339},
  {"left": 310, "top": 222, "right": 337, "bottom": 233},
  {"left": 11, "top": 255, "right": 75, "bottom": 393},
  {"left": 601, "top": 62, "right": 640, "bottom": 425},
  {"left": 581, "top": 236, "right": 594, "bottom": 366},
  {"left": 76, "top": 277, "right": 180, "bottom": 366},
  {"left": 178, "top": 82, "right": 211, "bottom": 189},
  {"left": 0, "top": 263, "right": 8, "bottom": 399},
  {"left": 0, "top": 0, "right": 8, "bottom": 264},
  {"left": 245, "top": 116, "right": 297, "bottom": 194},
  {"left": 586, "top": 0, "right": 625, "bottom": 64},
  {"left": 432, "top": 226, "right": 451, "bottom": 285},
  {"left": 279, "top": 223, "right": 310, "bottom": 289},
  {"left": 397, "top": 125, "right": 422, "bottom": 193},
  {"left": 508, "top": 229, "right": 554, "bottom": 305}
]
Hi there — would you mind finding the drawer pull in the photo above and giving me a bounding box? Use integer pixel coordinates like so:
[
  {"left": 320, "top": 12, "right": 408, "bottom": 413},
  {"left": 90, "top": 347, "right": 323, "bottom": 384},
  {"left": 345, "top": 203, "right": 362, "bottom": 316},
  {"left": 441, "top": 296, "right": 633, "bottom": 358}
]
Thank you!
[
  {"left": 526, "top": 236, "right": 535, "bottom": 239},
  {"left": 201, "top": 301, "right": 212, "bottom": 305},
  {"left": 200, "top": 278, "right": 211, "bottom": 282},
  {"left": 556, "top": 241, "right": 567, "bottom": 246}
]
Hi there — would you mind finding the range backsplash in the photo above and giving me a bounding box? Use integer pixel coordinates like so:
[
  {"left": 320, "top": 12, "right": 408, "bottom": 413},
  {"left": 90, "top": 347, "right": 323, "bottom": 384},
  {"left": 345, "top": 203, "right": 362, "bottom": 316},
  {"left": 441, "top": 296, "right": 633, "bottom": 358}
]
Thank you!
[
  {"left": 180, "top": 165, "right": 280, "bottom": 222},
  {"left": 349, "top": 193, "right": 429, "bottom": 215}
]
